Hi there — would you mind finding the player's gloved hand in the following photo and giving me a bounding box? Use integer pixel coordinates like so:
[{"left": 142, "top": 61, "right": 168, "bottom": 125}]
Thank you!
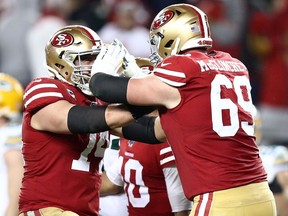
[
  {"left": 121, "top": 51, "right": 144, "bottom": 78},
  {"left": 91, "top": 39, "right": 126, "bottom": 77}
]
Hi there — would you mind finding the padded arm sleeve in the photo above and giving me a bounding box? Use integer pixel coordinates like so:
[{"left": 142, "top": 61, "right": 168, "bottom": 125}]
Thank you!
[
  {"left": 89, "top": 73, "right": 129, "bottom": 103},
  {"left": 122, "top": 116, "right": 161, "bottom": 144},
  {"left": 68, "top": 105, "right": 110, "bottom": 134},
  {"left": 90, "top": 73, "right": 156, "bottom": 119}
]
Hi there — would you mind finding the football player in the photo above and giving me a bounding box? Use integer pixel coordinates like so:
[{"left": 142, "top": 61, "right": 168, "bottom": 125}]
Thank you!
[
  {"left": 19, "top": 25, "right": 142, "bottom": 216},
  {"left": 89, "top": 3, "right": 277, "bottom": 216},
  {"left": 0, "top": 73, "right": 24, "bottom": 216},
  {"left": 99, "top": 135, "right": 128, "bottom": 216},
  {"left": 100, "top": 136, "right": 192, "bottom": 216}
]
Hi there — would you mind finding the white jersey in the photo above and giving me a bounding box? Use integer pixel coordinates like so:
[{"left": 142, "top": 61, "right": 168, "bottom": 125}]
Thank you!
[
  {"left": 99, "top": 135, "right": 128, "bottom": 216},
  {"left": 259, "top": 145, "right": 288, "bottom": 183},
  {"left": 0, "top": 122, "right": 22, "bottom": 215}
]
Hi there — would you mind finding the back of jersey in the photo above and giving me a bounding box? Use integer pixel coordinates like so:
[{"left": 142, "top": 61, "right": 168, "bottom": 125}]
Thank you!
[{"left": 154, "top": 50, "right": 267, "bottom": 199}]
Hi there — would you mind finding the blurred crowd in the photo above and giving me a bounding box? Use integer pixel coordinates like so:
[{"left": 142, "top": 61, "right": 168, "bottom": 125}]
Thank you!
[
  {"left": 2, "top": 0, "right": 287, "bottom": 140},
  {"left": 0, "top": 0, "right": 288, "bottom": 215},
  {"left": 0, "top": 0, "right": 287, "bottom": 106}
]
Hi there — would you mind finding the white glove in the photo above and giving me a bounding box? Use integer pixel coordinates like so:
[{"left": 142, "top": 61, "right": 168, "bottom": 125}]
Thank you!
[
  {"left": 121, "top": 51, "right": 153, "bottom": 78},
  {"left": 91, "top": 39, "right": 126, "bottom": 77},
  {"left": 122, "top": 52, "right": 143, "bottom": 78}
]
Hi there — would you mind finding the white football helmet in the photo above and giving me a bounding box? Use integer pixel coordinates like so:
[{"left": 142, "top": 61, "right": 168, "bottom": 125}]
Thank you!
[
  {"left": 149, "top": 3, "right": 213, "bottom": 65},
  {"left": 45, "top": 25, "right": 103, "bottom": 95}
]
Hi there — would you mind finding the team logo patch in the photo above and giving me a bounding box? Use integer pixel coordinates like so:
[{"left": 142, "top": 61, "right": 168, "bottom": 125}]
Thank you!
[
  {"left": 152, "top": 11, "right": 174, "bottom": 29},
  {"left": 128, "top": 140, "right": 135, "bottom": 147},
  {"left": 51, "top": 33, "right": 74, "bottom": 47},
  {"left": 67, "top": 89, "right": 76, "bottom": 99}
]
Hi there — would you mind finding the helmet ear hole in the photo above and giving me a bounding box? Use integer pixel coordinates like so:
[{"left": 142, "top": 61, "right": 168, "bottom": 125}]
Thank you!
[
  {"left": 55, "top": 63, "right": 64, "bottom": 70},
  {"left": 164, "top": 40, "right": 174, "bottom": 48},
  {"left": 175, "top": 10, "right": 182, "bottom": 15}
]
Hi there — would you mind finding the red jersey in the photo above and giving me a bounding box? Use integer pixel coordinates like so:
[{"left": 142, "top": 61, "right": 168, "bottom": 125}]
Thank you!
[
  {"left": 153, "top": 50, "right": 267, "bottom": 199},
  {"left": 119, "top": 139, "right": 175, "bottom": 216},
  {"left": 20, "top": 77, "right": 109, "bottom": 216}
]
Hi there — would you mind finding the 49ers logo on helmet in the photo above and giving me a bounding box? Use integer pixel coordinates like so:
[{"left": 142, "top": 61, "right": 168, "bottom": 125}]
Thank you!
[
  {"left": 152, "top": 11, "right": 174, "bottom": 29},
  {"left": 51, "top": 33, "right": 74, "bottom": 47}
]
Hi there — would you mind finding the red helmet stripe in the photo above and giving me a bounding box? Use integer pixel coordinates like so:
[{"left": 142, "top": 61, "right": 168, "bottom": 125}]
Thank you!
[
  {"left": 78, "top": 26, "right": 97, "bottom": 45},
  {"left": 186, "top": 5, "right": 208, "bottom": 38}
]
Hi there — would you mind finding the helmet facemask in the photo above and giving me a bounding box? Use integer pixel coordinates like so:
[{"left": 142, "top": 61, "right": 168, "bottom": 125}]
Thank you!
[
  {"left": 149, "top": 34, "right": 163, "bottom": 66},
  {"left": 70, "top": 50, "right": 100, "bottom": 96}
]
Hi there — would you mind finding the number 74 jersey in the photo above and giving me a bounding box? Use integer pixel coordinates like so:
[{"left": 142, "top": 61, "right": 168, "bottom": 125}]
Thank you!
[
  {"left": 153, "top": 50, "right": 267, "bottom": 200},
  {"left": 20, "top": 77, "right": 107, "bottom": 215}
]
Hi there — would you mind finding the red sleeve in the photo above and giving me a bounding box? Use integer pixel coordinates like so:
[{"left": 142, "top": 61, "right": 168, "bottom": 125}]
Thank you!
[
  {"left": 153, "top": 55, "right": 196, "bottom": 87},
  {"left": 158, "top": 142, "right": 175, "bottom": 169},
  {"left": 23, "top": 78, "right": 71, "bottom": 113}
]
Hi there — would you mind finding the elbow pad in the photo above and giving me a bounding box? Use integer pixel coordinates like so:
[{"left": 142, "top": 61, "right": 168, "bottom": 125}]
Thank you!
[
  {"left": 68, "top": 105, "right": 110, "bottom": 134},
  {"left": 122, "top": 116, "right": 161, "bottom": 144}
]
